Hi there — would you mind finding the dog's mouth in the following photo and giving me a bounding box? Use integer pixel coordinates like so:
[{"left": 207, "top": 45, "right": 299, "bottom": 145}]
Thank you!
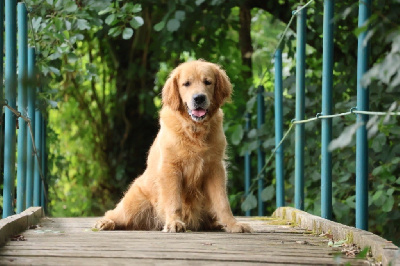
[{"left": 186, "top": 105, "right": 208, "bottom": 122}]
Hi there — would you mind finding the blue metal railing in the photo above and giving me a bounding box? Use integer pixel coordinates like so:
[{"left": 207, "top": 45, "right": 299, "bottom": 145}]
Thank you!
[
  {"left": 274, "top": 49, "right": 284, "bottom": 209},
  {"left": 1, "top": 1, "right": 47, "bottom": 218},
  {"left": 16, "top": 2, "right": 28, "bottom": 214},
  {"left": 3, "top": 0, "right": 18, "bottom": 218},
  {"left": 294, "top": 5, "right": 306, "bottom": 211},
  {"left": 321, "top": 0, "right": 334, "bottom": 220},
  {"left": 256, "top": 86, "right": 265, "bottom": 216},
  {"left": 244, "top": 0, "right": 375, "bottom": 231},
  {"left": 355, "top": 0, "right": 371, "bottom": 231},
  {"left": 244, "top": 113, "right": 251, "bottom": 217}
]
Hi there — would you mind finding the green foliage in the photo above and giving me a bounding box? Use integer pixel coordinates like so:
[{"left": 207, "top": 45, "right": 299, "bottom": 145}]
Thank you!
[{"left": 241, "top": 193, "right": 257, "bottom": 212}]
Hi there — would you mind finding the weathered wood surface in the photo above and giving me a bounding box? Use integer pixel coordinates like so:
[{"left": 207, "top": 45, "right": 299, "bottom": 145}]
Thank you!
[
  {"left": 273, "top": 207, "right": 400, "bottom": 265},
  {"left": 0, "top": 215, "right": 376, "bottom": 265},
  {"left": 0, "top": 207, "right": 43, "bottom": 246}
]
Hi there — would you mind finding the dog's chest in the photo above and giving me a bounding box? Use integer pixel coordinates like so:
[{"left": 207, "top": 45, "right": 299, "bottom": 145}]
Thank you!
[{"left": 181, "top": 155, "right": 205, "bottom": 186}]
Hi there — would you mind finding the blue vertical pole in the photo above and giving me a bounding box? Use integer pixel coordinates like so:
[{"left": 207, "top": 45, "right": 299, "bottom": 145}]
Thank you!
[
  {"left": 0, "top": 0, "right": 4, "bottom": 196},
  {"left": 41, "top": 118, "right": 46, "bottom": 210},
  {"left": 257, "top": 86, "right": 265, "bottom": 216},
  {"left": 244, "top": 113, "right": 251, "bottom": 216},
  {"left": 26, "top": 48, "right": 36, "bottom": 208},
  {"left": 3, "top": 0, "right": 17, "bottom": 218},
  {"left": 274, "top": 48, "right": 285, "bottom": 208},
  {"left": 295, "top": 6, "right": 306, "bottom": 211},
  {"left": 356, "top": 0, "right": 370, "bottom": 230},
  {"left": 16, "top": 3, "right": 28, "bottom": 214},
  {"left": 321, "top": 0, "right": 334, "bottom": 220},
  {"left": 0, "top": 1, "right": 3, "bottom": 95},
  {"left": 33, "top": 90, "right": 42, "bottom": 206}
]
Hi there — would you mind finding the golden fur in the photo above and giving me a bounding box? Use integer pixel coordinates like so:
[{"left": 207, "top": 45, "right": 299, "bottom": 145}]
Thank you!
[{"left": 94, "top": 60, "right": 252, "bottom": 233}]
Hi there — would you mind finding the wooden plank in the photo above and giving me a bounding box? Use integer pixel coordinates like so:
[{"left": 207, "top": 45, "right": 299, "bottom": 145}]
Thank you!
[
  {"left": 0, "top": 257, "right": 289, "bottom": 266},
  {"left": 0, "top": 250, "right": 367, "bottom": 265},
  {"left": 273, "top": 207, "right": 400, "bottom": 265},
  {"left": 0, "top": 216, "right": 376, "bottom": 265}
]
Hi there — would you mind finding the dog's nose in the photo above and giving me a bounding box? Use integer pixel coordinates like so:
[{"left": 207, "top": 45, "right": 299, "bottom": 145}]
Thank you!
[{"left": 193, "top": 94, "right": 206, "bottom": 105}]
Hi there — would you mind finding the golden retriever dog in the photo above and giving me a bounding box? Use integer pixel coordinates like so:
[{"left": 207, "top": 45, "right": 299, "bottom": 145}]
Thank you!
[{"left": 94, "top": 59, "right": 252, "bottom": 233}]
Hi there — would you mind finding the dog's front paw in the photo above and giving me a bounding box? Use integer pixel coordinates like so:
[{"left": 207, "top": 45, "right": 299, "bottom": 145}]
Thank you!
[
  {"left": 224, "top": 222, "right": 253, "bottom": 233},
  {"left": 94, "top": 218, "right": 116, "bottom": 231},
  {"left": 162, "top": 220, "right": 186, "bottom": 233}
]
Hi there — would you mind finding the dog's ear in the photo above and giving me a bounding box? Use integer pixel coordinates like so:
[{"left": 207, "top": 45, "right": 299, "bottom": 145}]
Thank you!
[
  {"left": 162, "top": 74, "right": 181, "bottom": 110},
  {"left": 213, "top": 64, "right": 233, "bottom": 106}
]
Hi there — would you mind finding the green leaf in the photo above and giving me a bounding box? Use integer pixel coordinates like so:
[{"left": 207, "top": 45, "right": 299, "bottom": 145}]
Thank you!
[
  {"left": 77, "top": 19, "right": 90, "bottom": 30},
  {"left": 371, "top": 134, "right": 386, "bottom": 153},
  {"left": 338, "top": 173, "right": 351, "bottom": 182},
  {"left": 382, "top": 195, "right": 394, "bottom": 212},
  {"left": 67, "top": 53, "right": 79, "bottom": 63},
  {"left": 108, "top": 27, "right": 122, "bottom": 37},
  {"left": 175, "top": 10, "right": 185, "bottom": 21},
  {"left": 131, "top": 4, "right": 142, "bottom": 13},
  {"left": 75, "top": 34, "right": 84, "bottom": 41},
  {"left": 47, "top": 100, "right": 58, "bottom": 108},
  {"left": 32, "top": 17, "right": 42, "bottom": 31},
  {"left": 246, "top": 96, "right": 256, "bottom": 112},
  {"left": 48, "top": 52, "right": 61, "bottom": 61},
  {"left": 211, "top": 0, "right": 223, "bottom": 5},
  {"left": 372, "top": 190, "right": 383, "bottom": 202},
  {"left": 105, "top": 14, "right": 117, "bottom": 25},
  {"left": 261, "top": 185, "right": 274, "bottom": 202},
  {"left": 231, "top": 124, "right": 243, "bottom": 145},
  {"left": 166, "top": 18, "right": 180, "bottom": 32},
  {"left": 154, "top": 21, "right": 165, "bottom": 32},
  {"left": 387, "top": 188, "right": 394, "bottom": 196},
  {"left": 130, "top": 16, "right": 144, "bottom": 29},
  {"left": 98, "top": 6, "right": 113, "bottom": 15},
  {"left": 86, "top": 63, "right": 97, "bottom": 77},
  {"left": 122, "top": 28, "right": 134, "bottom": 40},
  {"left": 332, "top": 238, "right": 347, "bottom": 247},
  {"left": 195, "top": 0, "right": 206, "bottom": 5},
  {"left": 64, "top": 1, "right": 78, "bottom": 13},
  {"left": 356, "top": 247, "right": 370, "bottom": 259},
  {"left": 241, "top": 194, "right": 257, "bottom": 212},
  {"left": 48, "top": 66, "right": 60, "bottom": 76},
  {"left": 65, "top": 20, "right": 72, "bottom": 31},
  {"left": 46, "top": 0, "right": 53, "bottom": 5},
  {"left": 354, "top": 24, "right": 369, "bottom": 37},
  {"left": 247, "top": 129, "right": 257, "bottom": 138},
  {"left": 345, "top": 195, "right": 355, "bottom": 209},
  {"left": 262, "top": 138, "right": 274, "bottom": 149},
  {"left": 372, "top": 165, "right": 384, "bottom": 176}
]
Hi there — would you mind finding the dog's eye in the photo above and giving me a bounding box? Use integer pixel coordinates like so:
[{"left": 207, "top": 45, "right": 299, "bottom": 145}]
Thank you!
[
  {"left": 183, "top": 81, "right": 191, "bottom": 87},
  {"left": 204, "top": 80, "right": 212, "bottom": 85}
]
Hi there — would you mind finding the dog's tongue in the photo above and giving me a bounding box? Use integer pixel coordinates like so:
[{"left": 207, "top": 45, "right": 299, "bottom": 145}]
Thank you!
[{"left": 192, "top": 108, "right": 206, "bottom": 117}]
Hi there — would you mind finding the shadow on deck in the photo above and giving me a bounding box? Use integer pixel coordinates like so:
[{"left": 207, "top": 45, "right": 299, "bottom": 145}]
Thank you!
[{"left": 0, "top": 207, "right": 398, "bottom": 265}]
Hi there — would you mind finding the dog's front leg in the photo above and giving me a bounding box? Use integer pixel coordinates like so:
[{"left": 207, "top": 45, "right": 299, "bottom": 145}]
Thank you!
[
  {"left": 206, "top": 162, "right": 252, "bottom": 233},
  {"left": 159, "top": 168, "right": 186, "bottom": 233}
]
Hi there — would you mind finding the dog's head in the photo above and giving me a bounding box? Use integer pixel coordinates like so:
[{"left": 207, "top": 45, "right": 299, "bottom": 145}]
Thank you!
[{"left": 162, "top": 60, "right": 232, "bottom": 122}]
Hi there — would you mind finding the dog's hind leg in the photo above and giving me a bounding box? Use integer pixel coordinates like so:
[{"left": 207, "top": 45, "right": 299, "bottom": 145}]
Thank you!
[{"left": 94, "top": 180, "right": 155, "bottom": 230}]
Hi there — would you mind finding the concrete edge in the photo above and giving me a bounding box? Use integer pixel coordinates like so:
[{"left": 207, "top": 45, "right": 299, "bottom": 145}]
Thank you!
[
  {"left": 0, "top": 207, "right": 44, "bottom": 246},
  {"left": 272, "top": 207, "right": 400, "bottom": 266}
]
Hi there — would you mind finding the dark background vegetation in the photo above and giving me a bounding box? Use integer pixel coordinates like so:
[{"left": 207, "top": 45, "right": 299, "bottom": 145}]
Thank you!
[{"left": 2, "top": 0, "right": 398, "bottom": 245}]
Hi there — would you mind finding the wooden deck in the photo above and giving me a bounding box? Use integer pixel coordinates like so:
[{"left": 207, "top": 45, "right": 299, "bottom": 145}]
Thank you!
[{"left": 0, "top": 214, "right": 377, "bottom": 265}]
